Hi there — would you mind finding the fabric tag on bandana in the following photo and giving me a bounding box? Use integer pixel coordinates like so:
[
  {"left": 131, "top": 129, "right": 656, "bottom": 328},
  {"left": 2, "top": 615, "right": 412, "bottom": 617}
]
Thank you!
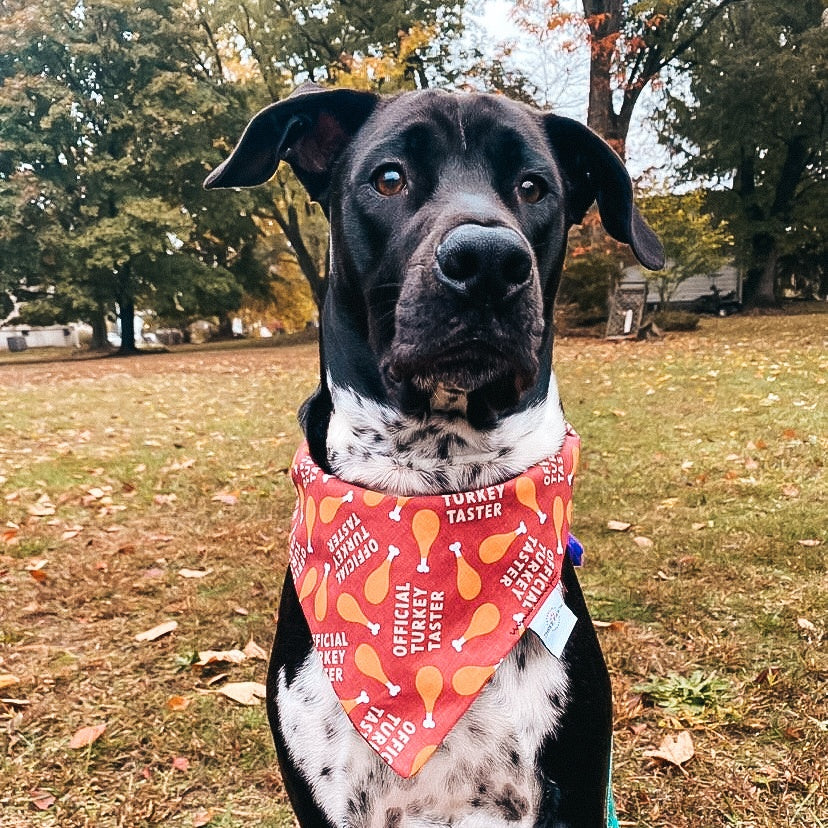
[
  {"left": 288, "top": 427, "right": 580, "bottom": 777},
  {"left": 527, "top": 582, "right": 577, "bottom": 658}
]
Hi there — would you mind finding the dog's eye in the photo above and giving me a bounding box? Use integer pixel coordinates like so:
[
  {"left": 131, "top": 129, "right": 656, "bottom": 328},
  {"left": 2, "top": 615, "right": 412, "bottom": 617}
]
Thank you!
[
  {"left": 372, "top": 165, "right": 406, "bottom": 196},
  {"left": 517, "top": 176, "right": 547, "bottom": 204}
]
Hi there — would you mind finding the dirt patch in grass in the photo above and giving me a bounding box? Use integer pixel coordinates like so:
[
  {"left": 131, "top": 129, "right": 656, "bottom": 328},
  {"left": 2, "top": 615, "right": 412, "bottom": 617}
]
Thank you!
[{"left": 1, "top": 318, "right": 825, "bottom": 827}]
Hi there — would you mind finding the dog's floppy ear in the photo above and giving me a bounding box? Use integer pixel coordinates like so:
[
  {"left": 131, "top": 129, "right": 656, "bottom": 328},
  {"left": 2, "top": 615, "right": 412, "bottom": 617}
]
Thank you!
[
  {"left": 544, "top": 114, "right": 665, "bottom": 270},
  {"left": 204, "top": 82, "right": 379, "bottom": 207}
]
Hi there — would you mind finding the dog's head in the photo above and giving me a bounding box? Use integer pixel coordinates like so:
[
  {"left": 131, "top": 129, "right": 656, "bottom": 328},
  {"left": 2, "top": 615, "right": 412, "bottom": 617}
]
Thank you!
[{"left": 206, "top": 83, "right": 662, "bottom": 435}]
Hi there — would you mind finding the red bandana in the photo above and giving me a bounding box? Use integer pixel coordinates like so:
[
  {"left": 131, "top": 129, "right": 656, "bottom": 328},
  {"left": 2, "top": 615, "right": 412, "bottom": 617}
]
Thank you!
[{"left": 288, "top": 428, "right": 580, "bottom": 777}]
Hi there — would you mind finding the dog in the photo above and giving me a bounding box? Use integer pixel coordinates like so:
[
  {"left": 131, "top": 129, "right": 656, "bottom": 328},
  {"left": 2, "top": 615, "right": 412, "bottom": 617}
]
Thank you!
[{"left": 205, "top": 82, "right": 664, "bottom": 828}]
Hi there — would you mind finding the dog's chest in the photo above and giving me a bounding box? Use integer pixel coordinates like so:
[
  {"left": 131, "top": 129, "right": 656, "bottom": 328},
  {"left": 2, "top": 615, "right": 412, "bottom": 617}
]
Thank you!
[
  {"left": 277, "top": 381, "right": 573, "bottom": 826},
  {"left": 277, "top": 633, "right": 568, "bottom": 828}
]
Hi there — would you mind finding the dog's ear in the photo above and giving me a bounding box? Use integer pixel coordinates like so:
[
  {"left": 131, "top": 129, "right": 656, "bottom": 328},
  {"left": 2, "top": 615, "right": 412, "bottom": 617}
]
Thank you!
[
  {"left": 204, "top": 82, "right": 379, "bottom": 207},
  {"left": 544, "top": 114, "right": 665, "bottom": 270}
]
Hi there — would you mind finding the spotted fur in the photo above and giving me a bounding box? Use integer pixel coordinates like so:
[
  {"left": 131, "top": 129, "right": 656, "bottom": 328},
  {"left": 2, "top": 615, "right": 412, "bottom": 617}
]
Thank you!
[{"left": 325, "top": 377, "right": 568, "bottom": 496}]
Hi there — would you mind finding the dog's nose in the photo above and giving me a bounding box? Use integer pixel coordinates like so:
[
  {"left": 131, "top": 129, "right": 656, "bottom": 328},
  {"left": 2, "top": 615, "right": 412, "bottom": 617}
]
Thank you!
[{"left": 435, "top": 225, "right": 532, "bottom": 300}]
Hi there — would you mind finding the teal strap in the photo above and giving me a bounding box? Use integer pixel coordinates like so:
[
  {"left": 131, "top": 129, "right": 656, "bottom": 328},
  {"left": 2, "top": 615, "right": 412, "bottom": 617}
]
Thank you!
[
  {"left": 606, "top": 739, "right": 620, "bottom": 828},
  {"left": 606, "top": 784, "right": 619, "bottom": 828}
]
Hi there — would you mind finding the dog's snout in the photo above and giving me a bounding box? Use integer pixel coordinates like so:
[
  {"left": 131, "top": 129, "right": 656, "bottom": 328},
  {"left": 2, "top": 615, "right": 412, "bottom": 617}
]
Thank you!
[{"left": 435, "top": 225, "right": 532, "bottom": 300}]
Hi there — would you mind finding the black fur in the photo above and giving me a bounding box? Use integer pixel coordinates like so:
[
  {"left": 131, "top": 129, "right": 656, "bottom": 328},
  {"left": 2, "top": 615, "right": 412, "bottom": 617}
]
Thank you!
[{"left": 207, "top": 82, "right": 663, "bottom": 828}]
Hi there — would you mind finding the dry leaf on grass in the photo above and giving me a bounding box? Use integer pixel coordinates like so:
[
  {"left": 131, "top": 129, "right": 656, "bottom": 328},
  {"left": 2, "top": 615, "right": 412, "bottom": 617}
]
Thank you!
[
  {"left": 797, "top": 539, "right": 821, "bottom": 547},
  {"left": 593, "top": 620, "right": 627, "bottom": 632},
  {"left": 643, "top": 730, "right": 695, "bottom": 767},
  {"left": 194, "top": 649, "right": 246, "bottom": 668},
  {"left": 217, "top": 681, "right": 267, "bottom": 706},
  {"left": 172, "top": 756, "right": 190, "bottom": 772},
  {"left": 30, "top": 789, "right": 56, "bottom": 811},
  {"left": 69, "top": 723, "right": 106, "bottom": 749},
  {"left": 135, "top": 620, "right": 178, "bottom": 642},
  {"left": 178, "top": 568, "right": 213, "bottom": 579},
  {"left": 211, "top": 490, "right": 239, "bottom": 505},
  {"left": 0, "top": 673, "right": 20, "bottom": 690},
  {"left": 192, "top": 808, "right": 214, "bottom": 827},
  {"left": 166, "top": 695, "right": 191, "bottom": 711},
  {"left": 607, "top": 520, "right": 631, "bottom": 532},
  {"left": 243, "top": 639, "right": 268, "bottom": 660},
  {"left": 633, "top": 536, "right": 653, "bottom": 548}
]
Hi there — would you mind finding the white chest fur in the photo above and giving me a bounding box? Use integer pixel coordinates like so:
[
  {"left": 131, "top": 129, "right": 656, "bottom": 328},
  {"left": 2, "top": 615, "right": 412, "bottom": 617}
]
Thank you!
[
  {"left": 277, "top": 634, "right": 569, "bottom": 828},
  {"left": 325, "top": 376, "right": 568, "bottom": 497},
  {"left": 276, "top": 376, "right": 573, "bottom": 826}
]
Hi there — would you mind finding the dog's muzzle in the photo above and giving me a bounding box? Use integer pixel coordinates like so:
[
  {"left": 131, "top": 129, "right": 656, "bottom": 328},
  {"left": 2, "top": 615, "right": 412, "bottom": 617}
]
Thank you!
[{"left": 383, "top": 222, "right": 543, "bottom": 414}]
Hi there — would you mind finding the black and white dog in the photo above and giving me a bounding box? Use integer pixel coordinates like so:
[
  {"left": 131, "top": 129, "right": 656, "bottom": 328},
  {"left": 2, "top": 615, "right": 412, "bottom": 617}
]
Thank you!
[{"left": 205, "top": 83, "right": 663, "bottom": 828}]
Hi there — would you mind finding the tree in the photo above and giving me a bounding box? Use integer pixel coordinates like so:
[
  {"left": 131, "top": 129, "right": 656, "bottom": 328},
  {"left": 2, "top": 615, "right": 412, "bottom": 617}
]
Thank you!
[
  {"left": 0, "top": 0, "right": 264, "bottom": 351},
  {"left": 637, "top": 190, "right": 733, "bottom": 306},
  {"left": 580, "top": 0, "right": 741, "bottom": 158},
  {"left": 504, "top": 1, "right": 741, "bottom": 158},
  {"left": 659, "top": 0, "right": 827, "bottom": 305},
  {"left": 201, "top": 0, "right": 467, "bottom": 306}
]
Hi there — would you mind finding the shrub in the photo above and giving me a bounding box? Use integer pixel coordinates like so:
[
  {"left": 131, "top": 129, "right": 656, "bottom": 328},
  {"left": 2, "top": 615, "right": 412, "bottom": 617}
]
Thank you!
[{"left": 653, "top": 310, "right": 700, "bottom": 331}]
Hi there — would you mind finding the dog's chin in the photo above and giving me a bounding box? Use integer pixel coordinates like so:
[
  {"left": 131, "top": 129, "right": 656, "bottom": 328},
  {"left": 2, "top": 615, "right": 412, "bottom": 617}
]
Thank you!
[{"left": 381, "top": 344, "right": 538, "bottom": 425}]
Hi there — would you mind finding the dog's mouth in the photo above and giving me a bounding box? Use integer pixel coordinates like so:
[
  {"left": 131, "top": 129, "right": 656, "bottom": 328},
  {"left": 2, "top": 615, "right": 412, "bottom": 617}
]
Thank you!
[{"left": 381, "top": 335, "right": 539, "bottom": 420}]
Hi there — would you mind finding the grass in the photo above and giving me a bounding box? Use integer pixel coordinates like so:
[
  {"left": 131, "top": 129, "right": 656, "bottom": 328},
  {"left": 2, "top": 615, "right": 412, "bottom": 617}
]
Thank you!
[{"left": 1, "top": 314, "right": 825, "bottom": 827}]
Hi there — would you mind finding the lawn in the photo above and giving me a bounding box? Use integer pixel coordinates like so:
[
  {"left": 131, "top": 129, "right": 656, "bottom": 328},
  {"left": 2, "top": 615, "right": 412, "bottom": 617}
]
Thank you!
[{"left": 0, "top": 314, "right": 825, "bottom": 827}]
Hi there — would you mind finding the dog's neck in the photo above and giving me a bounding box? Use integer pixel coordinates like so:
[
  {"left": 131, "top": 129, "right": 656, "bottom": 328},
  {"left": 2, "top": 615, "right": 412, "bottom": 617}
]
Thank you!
[{"left": 325, "top": 373, "right": 567, "bottom": 496}]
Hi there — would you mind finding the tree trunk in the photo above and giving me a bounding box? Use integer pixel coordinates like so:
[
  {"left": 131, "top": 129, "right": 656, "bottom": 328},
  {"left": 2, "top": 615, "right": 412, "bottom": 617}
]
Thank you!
[
  {"left": 583, "top": 0, "right": 626, "bottom": 157},
  {"left": 117, "top": 291, "right": 139, "bottom": 355},
  {"left": 90, "top": 305, "right": 108, "bottom": 350},
  {"left": 743, "top": 232, "right": 779, "bottom": 308}
]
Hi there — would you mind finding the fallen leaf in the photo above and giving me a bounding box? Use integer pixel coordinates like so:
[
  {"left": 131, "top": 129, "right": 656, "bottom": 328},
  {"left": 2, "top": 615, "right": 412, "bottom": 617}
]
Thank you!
[
  {"left": 25, "top": 559, "right": 48, "bottom": 583},
  {"left": 0, "top": 673, "right": 20, "bottom": 690},
  {"left": 633, "top": 536, "right": 653, "bottom": 548},
  {"left": 691, "top": 522, "right": 707, "bottom": 531},
  {"left": 643, "top": 730, "right": 695, "bottom": 767},
  {"left": 1, "top": 697, "right": 30, "bottom": 707},
  {"left": 61, "top": 526, "right": 84, "bottom": 540},
  {"left": 782, "top": 485, "right": 800, "bottom": 498},
  {"left": 192, "top": 808, "right": 214, "bottom": 827},
  {"left": 797, "top": 539, "right": 821, "bottom": 547},
  {"left": 233, "top": 606, "right": 249, "bottom": 616},
  {"left": 594, "top": 620, "right": 627, "bottom": 632},
  {"left": 211, "top": 490, "right": 239, "bottom": 505},
  {"left": 28, "top": 502, "right": 56, "bottom": 517},
  {"left": 2, "top": 525, "right": 20, "bottom": 544},
  {"left": 178, "top": 568, "right": 212, "bottom": 579},
  {"left": 153, "top": 493, "right": 177, "bottom": 505},
  {"left": 243, "top": 639, "right": 268, "bottom": 661},
  {"left": 135, "top": 620, "right": 178, "bottom": 642},
  {"left": 607, "top": 520, "right": 631, "bottom": 532},
  {"left": 172, "top": 756, "right": 190, "bottom": 772},
  {"left": 654, "top": 570, "right": 675, "bottom": 580},
  {"left": 69, "top": 723, "right": 106, "bottom": 749},
  {"left": 30, "top": 789, "right": 56, "bottom": 810},
  {"left": 217, "top": 681, "right": 267, "bottom": 706},
  {"left": 166, "top": 695, "right": 191, "bottom": 711},
  {"left": 797, "top": 617, "right": 817, "bottom": 633},
  {"left": 194, "top": 649, "right": 246, "bottom": 668}
]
